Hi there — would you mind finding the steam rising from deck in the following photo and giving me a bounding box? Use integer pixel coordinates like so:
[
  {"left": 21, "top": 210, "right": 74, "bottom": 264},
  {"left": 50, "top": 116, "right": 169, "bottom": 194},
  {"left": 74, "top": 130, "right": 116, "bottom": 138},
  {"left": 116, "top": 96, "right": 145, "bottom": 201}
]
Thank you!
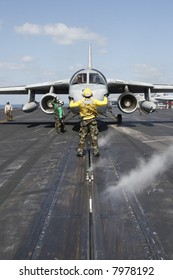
[
  {"left": 90, "top": 130, "right": 173, "bottom": 196},
  {"left": 107, "top": 145, "right": 173, "bottom": 196}
]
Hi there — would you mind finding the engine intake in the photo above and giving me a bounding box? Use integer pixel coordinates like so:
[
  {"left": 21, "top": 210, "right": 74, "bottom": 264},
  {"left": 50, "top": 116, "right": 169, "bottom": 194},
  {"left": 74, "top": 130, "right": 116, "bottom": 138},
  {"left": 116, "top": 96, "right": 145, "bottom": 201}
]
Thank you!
[
  {"left": 40, "top": 93, "right": 57, "bottom": 114},
  {"left": 117, "top": 93, "right": 138, "bottom": 113},
  {"left": 140, "top": 100, "right": 156, "bottom": 113}
]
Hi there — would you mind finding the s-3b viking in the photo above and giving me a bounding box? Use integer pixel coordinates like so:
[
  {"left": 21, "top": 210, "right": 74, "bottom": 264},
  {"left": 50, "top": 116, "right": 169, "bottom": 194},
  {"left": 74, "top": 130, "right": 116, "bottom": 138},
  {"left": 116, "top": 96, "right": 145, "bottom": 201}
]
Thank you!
[{"left": 1, "top": 45, "right": 173, "bottom": 124}]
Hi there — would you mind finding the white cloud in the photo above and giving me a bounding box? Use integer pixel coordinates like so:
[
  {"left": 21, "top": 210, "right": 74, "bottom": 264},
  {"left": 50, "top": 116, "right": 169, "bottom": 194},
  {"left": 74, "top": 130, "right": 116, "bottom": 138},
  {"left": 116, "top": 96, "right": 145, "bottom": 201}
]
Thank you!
[
  {"left": 68, "top": 63, "right": 83, "bottom": 72},
  {"left": 14, "top": 22, "right": 107, "bottom": 46},
  {"left": 14, "top": 23, "right": 41, "bottom": 35},
  {"left": 0, "top": 61, "right": 25, "bottom": 70},
  {"left": 98, "top": 48, "right": 107, "bottom": 54},
  {"left": 21, "top": 55, "right": 34, "bottom": 62},
  {"left": 0, "top": 55, "right": 35, "bottom": 71},
  {"left": 132, "top": 64, "right": 162, "bottom": 82}
]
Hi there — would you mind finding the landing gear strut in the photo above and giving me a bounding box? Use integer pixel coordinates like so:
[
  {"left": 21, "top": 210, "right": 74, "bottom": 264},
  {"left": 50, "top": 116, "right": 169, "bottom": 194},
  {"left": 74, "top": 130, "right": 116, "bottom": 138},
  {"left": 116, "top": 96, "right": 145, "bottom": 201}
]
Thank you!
[
  {"left": 64, "top": 106, "right": 123, "bottom": 125},
  {"left": 100, "top": 106, "right": 122, "bottom": 125},
  {"left": 117, "top": 114, "right": 122, "bottom": 125}
]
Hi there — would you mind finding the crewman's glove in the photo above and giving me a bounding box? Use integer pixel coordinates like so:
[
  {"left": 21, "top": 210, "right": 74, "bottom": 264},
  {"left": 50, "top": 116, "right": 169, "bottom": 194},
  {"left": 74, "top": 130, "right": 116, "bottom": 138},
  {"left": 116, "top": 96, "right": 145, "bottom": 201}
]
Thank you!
[
  {"left": 68, "top": 96, "right": 74, "bottom": 101},
  {"left": 104, "top": 93, "right": 109, "bottom": 97}
]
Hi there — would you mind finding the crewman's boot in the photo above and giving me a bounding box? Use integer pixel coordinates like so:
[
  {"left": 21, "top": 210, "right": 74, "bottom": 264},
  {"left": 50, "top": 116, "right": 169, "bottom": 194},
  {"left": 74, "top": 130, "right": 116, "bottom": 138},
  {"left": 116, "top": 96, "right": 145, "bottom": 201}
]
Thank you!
[
  {"left": 93, "top": 147, "right": 100, "bottom": 157},
  {"left": 76, "top": 148, "right": 84, "bottom": 157}
]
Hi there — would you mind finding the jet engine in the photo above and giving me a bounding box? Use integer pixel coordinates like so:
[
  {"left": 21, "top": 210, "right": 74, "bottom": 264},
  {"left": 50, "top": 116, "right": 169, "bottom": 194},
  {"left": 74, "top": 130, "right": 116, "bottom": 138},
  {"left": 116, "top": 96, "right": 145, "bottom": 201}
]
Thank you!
[
  {"left": 22, "top": 101, "right": 39, "bottom": 113},
  {"left": 140, "top": 100, "right": 156, "bottom": 113},
  {"left": 117, "top": 93, "right": 138, "bottom": 114},
  {"left": 40, "top": 93, "right": 57, "bottom": 114}
]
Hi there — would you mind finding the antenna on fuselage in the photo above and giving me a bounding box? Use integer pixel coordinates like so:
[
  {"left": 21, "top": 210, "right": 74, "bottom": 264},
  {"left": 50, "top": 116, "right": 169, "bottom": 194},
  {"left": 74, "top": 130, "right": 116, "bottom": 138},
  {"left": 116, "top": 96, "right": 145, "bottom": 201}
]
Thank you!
[{"left": 88, "top": 44, "right": 92, "bottom": 69}]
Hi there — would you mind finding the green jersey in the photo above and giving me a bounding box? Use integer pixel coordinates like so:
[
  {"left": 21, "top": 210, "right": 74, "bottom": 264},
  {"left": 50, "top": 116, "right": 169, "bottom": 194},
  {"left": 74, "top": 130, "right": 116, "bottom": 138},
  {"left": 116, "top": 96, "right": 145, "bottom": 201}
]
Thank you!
[{"left": 52, "top": 100, "right": 64, "bottom": 119}]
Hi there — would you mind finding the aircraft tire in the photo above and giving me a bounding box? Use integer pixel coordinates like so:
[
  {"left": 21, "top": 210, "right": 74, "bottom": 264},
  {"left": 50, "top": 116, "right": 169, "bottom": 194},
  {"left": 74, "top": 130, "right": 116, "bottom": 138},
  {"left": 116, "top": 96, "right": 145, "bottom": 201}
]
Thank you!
[{"left": 117, "top": 114, "right": 122, "bottom": 125}]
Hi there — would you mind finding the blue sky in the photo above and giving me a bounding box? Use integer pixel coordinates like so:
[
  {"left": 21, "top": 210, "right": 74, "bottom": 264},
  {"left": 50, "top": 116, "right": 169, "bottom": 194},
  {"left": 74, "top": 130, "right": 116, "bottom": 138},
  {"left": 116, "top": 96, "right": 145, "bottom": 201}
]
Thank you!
[{"left": 0, "top": 0, "right": 173, "bottom": 104}]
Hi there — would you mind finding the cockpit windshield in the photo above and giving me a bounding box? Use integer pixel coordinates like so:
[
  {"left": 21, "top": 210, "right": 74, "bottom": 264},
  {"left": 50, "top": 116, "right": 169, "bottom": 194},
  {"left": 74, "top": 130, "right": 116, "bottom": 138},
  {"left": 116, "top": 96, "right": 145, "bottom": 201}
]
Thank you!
[
  {"left": 71, "top": 70, "right": 106, "bottom": 85},
  {"left": 89, "top": 73, "right": 105, "bottom": 84},
  {"left": 71, "top": 73, "right": 87, "bottom": 85}
]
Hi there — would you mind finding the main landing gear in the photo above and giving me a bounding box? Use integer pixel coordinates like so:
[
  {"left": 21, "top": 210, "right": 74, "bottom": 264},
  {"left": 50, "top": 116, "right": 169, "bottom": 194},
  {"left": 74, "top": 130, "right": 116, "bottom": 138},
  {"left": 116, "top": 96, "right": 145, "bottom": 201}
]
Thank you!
[{"left": 100, "top": 107, "right": 122, "bottom": 125}]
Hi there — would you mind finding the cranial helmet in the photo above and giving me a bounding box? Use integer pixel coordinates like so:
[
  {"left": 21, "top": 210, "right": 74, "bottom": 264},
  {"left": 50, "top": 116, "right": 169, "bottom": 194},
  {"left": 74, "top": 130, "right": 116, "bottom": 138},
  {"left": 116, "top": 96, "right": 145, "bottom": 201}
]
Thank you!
[
  {"left": 58, "top": 100, "right": 64, "bottom": 106},
  {"left": 82, "top": 88, "right": 93, "bottom": 98},
  {"left": 60, "top": 101, "right": 64, "bottom": 106}
]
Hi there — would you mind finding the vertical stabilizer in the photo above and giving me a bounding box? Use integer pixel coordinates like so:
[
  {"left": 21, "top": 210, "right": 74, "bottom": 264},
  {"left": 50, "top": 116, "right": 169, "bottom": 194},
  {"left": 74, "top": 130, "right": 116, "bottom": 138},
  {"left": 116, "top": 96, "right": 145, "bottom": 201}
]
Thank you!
[{"left": 88, "top": 44, "right": 92, "bottom": 69}]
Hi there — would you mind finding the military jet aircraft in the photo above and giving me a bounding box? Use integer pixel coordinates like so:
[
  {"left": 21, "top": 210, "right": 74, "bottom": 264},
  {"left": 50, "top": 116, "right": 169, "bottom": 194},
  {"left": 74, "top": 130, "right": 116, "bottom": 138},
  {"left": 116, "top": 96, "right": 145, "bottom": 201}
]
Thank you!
[
  {"left": 153, "top": 93, "right": 173, "bottom": 102},
  {"left": 0, "top": 45, "right": 173, "bottom": 124}
]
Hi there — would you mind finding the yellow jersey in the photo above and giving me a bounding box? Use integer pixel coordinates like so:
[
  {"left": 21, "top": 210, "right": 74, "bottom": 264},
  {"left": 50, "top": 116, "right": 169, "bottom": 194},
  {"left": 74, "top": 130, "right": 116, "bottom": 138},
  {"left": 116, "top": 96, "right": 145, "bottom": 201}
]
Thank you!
[{"left": 70, "top": 96, "right": 108, "bottom": 120}]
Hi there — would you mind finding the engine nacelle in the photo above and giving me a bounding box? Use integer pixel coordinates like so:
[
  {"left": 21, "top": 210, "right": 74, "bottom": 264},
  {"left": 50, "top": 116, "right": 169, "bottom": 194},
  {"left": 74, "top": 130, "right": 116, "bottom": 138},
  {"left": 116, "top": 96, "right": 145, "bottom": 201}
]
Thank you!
[
  {"left": 117, "top": 93, "right": 138, "bottom": 114},
  {"left": 140, "top": 100, "right": 156, "bottom": 113},
  {"left": 23, "top": 101, "right": 39, "bottom": 113},
  {"left": 40, "top": 93, "right": 57, "bottom": 114}
]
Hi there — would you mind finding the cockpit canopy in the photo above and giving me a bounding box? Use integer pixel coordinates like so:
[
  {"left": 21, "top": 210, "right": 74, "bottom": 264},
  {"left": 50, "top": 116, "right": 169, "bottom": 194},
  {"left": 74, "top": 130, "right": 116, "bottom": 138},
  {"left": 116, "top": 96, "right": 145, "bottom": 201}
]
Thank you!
[
  {"left": 72, "top": 73, "right": 87, "bottom": 84},
  {"left": 70, "top": 69, "right": 107, "bottom": 86}
]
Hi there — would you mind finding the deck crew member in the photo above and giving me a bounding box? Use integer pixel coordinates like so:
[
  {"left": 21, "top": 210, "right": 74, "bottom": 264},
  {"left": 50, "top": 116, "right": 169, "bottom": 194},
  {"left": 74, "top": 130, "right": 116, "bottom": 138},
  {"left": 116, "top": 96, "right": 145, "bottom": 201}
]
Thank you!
[
  {"left": 51, "top": 98, "right": 65, "bottom": 134},
  {"left": 69, "top": 87, "right": 108, "bottom": 157},
  {"left": 4, "top": 102, "right": 13, "bottom": 121}
]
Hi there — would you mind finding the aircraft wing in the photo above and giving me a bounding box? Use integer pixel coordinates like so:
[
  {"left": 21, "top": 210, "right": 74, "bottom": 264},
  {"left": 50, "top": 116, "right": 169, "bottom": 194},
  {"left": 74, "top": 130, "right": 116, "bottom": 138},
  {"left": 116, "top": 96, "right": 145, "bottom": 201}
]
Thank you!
[
  {"left": 0, "top": 85, "right": 26, "bottom": 95},
  {"left": 0, "top": 79, "right": 70, "bottom": 95},
  {"left": 107, "top": 79, "right": 173, "bottom": 94},
  {"left": 154, "top": 95, "right": 173, "bottom": 102}
]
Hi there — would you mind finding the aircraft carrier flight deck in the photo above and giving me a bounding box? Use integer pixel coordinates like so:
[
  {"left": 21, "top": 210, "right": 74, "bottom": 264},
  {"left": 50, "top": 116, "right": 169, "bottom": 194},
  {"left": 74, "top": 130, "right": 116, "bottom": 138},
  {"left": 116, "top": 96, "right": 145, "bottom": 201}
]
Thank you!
[{"left": 0, "top": 108, "right": 173, "bottom": 260}]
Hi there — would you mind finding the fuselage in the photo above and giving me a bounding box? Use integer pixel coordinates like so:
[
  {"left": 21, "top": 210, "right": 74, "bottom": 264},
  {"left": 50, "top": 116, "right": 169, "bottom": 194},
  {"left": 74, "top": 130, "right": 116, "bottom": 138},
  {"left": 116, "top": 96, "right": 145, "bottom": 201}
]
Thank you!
[{"left": 69, "top": 68, "right": 108, "bottom": 114}]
